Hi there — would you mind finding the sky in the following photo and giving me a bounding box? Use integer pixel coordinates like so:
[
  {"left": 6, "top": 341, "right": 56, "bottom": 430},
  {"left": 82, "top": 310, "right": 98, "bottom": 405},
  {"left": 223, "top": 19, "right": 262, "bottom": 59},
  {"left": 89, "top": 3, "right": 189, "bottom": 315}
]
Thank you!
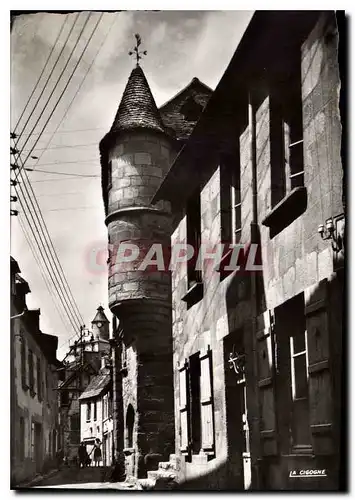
[{"left": 10, "top": 10, "right": 253, "bottom": 359}]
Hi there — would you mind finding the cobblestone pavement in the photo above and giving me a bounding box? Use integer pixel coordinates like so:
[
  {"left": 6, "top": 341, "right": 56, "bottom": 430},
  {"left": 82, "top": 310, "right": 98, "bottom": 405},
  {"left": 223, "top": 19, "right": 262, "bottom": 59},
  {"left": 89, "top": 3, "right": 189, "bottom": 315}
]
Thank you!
[
  {"left": 36, "top": 482, "right": 137, "bottom": 489},
  {"left": 27, "top": 466, "right": 139, "bottom": 489}
]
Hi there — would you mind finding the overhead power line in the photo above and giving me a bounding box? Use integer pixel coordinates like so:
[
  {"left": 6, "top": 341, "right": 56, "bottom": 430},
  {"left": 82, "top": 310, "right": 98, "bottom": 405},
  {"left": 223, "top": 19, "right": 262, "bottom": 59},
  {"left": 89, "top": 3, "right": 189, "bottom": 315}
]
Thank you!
[
  {"left": 14, "top": 172, "right": 83, "bottom": 336},
  {"left": 31, "top": 168, "right": 99, "bottom": 177},
  {"left": 14, "top": 12, "right": 91, "bottom": 178},
  {"left": 12, "top": 14, "right": 70, "bottom": 136},
  {"left": 29, "top": 12, "right": 117, "bottom": 171},
  {"left": 19, "top": 127, "right": 106, "bottom": 136},
  {"left": 18, "top": 214, "right": 72, "bottom": 335}
]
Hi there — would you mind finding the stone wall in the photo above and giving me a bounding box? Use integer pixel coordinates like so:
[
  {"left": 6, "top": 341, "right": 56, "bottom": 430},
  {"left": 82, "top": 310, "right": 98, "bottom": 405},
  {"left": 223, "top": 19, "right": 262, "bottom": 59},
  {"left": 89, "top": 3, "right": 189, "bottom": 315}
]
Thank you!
[
  {"left": 171, "top": 12, "right": 342, "bottom": 490},
  {"left": 260, "top": 12, "right": 342, "bottom": 311},
  {"left": 106, "top": 129, "right": 175, "bottom": 479}
]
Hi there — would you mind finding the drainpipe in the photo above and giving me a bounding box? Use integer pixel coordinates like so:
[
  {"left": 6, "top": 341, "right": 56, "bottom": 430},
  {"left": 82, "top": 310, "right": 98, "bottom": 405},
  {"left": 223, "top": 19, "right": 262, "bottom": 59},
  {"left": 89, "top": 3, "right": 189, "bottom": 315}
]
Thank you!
[{"left": 248, "top": 90, "right": 262, "bottom": 490}]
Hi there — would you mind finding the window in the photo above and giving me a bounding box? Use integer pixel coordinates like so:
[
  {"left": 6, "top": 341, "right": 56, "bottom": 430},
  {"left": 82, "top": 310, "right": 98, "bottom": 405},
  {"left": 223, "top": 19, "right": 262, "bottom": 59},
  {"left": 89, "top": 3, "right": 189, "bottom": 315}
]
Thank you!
[
  {"left": 290, "top": 329, "right": 311, "bottom": 448},
  {"left": 220, "top": 152, "right": 242, "bottom": 245},
  {"left": 275, "top": 293, "right": 311, "bottom": 452},
  {"left": 179, "top": 348, "right": 215, "bottom": 457},
  {"left": 31, "top": 421, "right": 35, "bottom": 459},
  {"left": 126, "top": 404, "right": 135, "bottom": 448},
  {"left": 86, "top": 402, "right": 91, "bottom": 422},
  {"left": 28, "top": 350, "right": 34, "bottom": 393},
  {"left": 19, "top": 417, "right": 25, "bottom": 460},
  {"left": 97, "top": 426, "right": 100, "bottom": 435},
  {"left": 189, "top": 353, "right": 201, "bottom": 454},
  {"left": 60, "top": 391, "right": 69, "bottom": 406},
  {"left": 21, "top": 338, "right": 27, "bottom": 389},
  {"left": 186, "top": 189, "right": 202, "bottom": 288},
  {"left": 270, "top": 50, "right": 304, "bottom": 208},
  {"left": 70, "top": 415, "right": 80, "bottom": 444},
  {"left": 37, "top": 356, "right": 42, "bottom": 401},
  {"left": 93, "top": 401, "right": 97, "bottom": 421},
  {"left": 108, "top": 160, "right": 112, "bottom": 190},
  {"left": 103, "top": 397, "right": 108, "bottom": 420}
]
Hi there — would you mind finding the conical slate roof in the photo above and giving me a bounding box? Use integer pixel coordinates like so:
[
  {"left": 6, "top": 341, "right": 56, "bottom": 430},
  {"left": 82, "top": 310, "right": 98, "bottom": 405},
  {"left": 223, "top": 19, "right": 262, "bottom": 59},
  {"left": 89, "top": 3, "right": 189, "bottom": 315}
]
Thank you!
[
  {"left": 110, "top": 65, "right": 166, "bottom": 135},
  {"left": 92, "top": 305, "right": 109, "bottom": 324}
]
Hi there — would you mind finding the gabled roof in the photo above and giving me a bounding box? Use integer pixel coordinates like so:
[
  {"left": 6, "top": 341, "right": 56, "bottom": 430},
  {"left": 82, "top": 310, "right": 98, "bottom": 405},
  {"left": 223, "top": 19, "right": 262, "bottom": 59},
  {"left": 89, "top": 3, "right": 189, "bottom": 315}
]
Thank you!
[
  {"left": 11, "top": 256, "right": 20, "bottom": 274},
  {"left": 79, "top": 367, "right": 111, "bottom": 400},
  {"left": 59, "top": 360, "right": 97, "bottom": 389},
  {"left": 92, "top": 305, "right": 109, "bottom": 324},
  {"left": 110, "top": 65, "right": 166, "bottom": 136},
  {"left": 159, "top": 77, "right": 212, "bottom": 140}
]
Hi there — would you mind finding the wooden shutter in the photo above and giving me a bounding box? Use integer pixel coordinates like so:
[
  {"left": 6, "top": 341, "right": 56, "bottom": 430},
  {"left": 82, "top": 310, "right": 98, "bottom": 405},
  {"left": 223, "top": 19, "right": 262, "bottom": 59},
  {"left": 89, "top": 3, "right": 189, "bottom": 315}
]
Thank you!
[
  {"left": 21, "top": 338, "right": 27, "bottom": 389},
  {"left": 200, "top": 347, "right": 215, "bottom": 453},
  {"left": 179, "top": 360, "right": 190, "bottom": 454},
  {"left": 256, "top": 311, "right": 278, "bottom": 455},
  {"left": 305, "top": 279, "right": 333, "bottom": 454}
]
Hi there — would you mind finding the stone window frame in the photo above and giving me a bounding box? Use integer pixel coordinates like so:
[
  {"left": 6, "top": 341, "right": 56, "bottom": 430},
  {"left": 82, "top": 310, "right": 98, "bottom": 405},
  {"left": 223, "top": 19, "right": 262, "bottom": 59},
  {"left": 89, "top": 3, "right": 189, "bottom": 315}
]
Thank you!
[
  {"left": 86, "top": 402, "right": 91, "bottom": 422},
  {"left": 263, "top": 47, "right": 307, "bottom": 238},
  {"left": 182, "top": 188, "right": 204, "bottom": 307}
]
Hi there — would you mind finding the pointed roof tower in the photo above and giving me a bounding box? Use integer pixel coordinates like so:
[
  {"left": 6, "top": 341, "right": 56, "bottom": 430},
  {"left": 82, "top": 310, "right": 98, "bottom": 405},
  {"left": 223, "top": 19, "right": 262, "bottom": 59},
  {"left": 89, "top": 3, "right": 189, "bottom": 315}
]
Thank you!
[
  {"left": 91, "top": 305, "right": 109, "bottom": 325},
  {"left": 110, "top": 64, "right": 166, "bottom": 135}
]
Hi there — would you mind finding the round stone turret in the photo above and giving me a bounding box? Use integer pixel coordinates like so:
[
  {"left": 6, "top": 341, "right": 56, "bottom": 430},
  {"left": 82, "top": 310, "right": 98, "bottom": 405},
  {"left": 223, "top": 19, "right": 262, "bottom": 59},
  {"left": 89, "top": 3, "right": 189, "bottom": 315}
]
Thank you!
[
  {"left": 99, "top": 61, "right": 175, "bottom": 478},
  {"left": 100, "top": 65, "right": 174, "bottom": 315}
]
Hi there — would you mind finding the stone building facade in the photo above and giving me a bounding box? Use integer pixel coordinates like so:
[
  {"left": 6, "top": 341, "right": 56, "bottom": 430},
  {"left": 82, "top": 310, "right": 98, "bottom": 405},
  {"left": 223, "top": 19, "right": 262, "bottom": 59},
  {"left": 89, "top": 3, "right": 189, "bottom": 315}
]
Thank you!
[
  {"left": 99, "top": 11, "right": 345, "bottom": 490},
  {"left": 151, "top": 11, "right": 345, "bottom": 490},
  {"left": 11, "top": 257, "right": 61, "bottom": 487},
  {"left": 58, "top": 306, "right": 110, "bottom": 464},
  {"left": 79, "top": 356, "right": 113, "bottom": 466}
]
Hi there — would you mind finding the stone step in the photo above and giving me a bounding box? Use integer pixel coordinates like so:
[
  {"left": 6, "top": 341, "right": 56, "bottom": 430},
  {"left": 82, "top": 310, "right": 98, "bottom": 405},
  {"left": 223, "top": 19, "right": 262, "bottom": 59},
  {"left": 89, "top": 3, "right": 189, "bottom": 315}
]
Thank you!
[
  {"left": 138, "top": 478, "right": 155, "bottom": 491},
  {"left": 158, "top": 461, "right": 177, "bottom": 471},
  {"left": 147, "top": 470, "right": 176, "bottom": 481}
]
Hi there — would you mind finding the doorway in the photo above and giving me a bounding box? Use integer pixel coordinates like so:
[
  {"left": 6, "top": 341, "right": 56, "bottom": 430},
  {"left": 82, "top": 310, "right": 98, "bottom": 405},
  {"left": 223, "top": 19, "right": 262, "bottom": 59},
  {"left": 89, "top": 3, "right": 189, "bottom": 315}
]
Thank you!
[
  {"left": 224, "top": 330, "right": 251, "bottom": 490},
  {"left": 34, "top": 423, "right": 42, "bottom": 472}
]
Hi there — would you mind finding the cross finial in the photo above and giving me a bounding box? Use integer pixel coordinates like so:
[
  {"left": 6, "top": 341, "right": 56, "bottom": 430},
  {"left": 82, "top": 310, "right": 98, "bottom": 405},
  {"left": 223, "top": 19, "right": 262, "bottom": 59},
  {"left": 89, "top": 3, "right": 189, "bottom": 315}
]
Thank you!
[{"left": 128, "top": 33, "right": 147, "bottom": 66}]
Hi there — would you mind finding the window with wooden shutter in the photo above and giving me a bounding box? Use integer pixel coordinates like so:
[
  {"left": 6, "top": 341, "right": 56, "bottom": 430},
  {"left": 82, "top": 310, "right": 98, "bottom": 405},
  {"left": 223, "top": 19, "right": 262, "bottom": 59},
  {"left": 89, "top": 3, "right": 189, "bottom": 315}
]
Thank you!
[
  {"left": 199, "top": 347, "right": 215, "bottom": 454},
  {"left": 305, "top": 279, "right": 333, "bottom": 455},
  {"left": 37, "top": 356, "right": 43, "bottom": 401},
  {"left": 256, "top": 311, "right": 278, "bottom": 456},
  {"left": 28, "top": 349, "right": 34, "bottom": 394},
  {"left": 21, "top": 337, "right": 27, "bottom": 390},
  {"left": 179, "top": 361, "right": 189, "bottom": 454}
]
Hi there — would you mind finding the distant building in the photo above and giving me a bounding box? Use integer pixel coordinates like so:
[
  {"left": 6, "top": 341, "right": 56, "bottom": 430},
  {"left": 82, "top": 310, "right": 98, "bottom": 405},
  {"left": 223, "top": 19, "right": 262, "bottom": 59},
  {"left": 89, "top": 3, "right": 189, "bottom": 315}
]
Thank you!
[
  {"left": 11, "top": 257, "right": 62, "bottom": 487},
  {"left": 79, "top": 355, "right": 113, "bottom": 466},
  {"left": 57, "top": 306, "right": 111, "bottom": 464}
]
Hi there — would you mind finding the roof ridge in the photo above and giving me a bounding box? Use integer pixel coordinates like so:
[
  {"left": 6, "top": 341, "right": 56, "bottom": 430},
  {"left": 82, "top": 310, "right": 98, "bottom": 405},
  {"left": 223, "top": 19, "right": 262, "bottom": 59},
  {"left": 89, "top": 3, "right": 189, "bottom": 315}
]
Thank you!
[{"left": 159, "top": 77, "right": 213, "bottom": 110}]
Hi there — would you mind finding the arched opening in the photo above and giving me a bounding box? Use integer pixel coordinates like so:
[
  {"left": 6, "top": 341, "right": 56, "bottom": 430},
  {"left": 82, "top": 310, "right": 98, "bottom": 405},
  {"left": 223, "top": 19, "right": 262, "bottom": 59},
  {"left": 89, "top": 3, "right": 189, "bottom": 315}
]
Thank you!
[{"left": 126, "top": 404, "right": 135, "bottom": 448}]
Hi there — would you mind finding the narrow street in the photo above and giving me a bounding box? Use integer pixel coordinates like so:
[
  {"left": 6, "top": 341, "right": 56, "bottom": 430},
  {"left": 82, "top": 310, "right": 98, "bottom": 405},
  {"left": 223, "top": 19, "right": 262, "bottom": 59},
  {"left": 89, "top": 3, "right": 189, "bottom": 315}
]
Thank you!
[{"left": 31, "top": 466, "right": 137, "bottom": 490}]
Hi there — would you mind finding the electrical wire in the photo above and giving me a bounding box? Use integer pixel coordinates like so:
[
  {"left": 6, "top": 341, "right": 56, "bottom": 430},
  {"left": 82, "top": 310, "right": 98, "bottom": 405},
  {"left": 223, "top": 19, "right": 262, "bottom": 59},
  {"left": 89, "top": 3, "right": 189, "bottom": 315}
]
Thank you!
[
  {"left": 32, "top": 168, "right": 99, "bottom": 177},
  {"left": 12, "top": 14, "right": 70, "bottom": 136},
  {"left": 14, "top": 12, "right": 91, "bottom": 177},
  {"left": 29, "top": 12, "right": 117, "bottom": 171},
  {"left": 18, "top": 214, "right": 72, "bottom": 335},
  {"left": 14, "top": 176, "right": 82, "bottom": 337},
  {"left": 16, "top": 13, "right": 105, "bottom": 179},
  {"left": 13, "top": 12, "right": 81, "bottom": 155},
  {"left": 15, "top": 163, "right": 86, "bottom": 328}
]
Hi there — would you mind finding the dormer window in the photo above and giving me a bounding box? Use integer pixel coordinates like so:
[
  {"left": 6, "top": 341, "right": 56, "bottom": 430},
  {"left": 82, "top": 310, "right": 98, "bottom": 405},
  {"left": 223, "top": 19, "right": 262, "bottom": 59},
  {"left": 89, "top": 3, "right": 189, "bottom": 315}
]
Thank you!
[{"left": 181, "top": 97, "right": 203, "bottom": 122}]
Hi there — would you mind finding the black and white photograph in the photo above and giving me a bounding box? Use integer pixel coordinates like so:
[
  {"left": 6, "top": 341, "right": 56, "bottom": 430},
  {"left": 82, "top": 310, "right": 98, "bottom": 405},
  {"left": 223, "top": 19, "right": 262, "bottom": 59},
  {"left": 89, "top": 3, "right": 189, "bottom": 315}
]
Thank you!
[{"left": 9, "top": 9, "right": 347, "bottom": 490}]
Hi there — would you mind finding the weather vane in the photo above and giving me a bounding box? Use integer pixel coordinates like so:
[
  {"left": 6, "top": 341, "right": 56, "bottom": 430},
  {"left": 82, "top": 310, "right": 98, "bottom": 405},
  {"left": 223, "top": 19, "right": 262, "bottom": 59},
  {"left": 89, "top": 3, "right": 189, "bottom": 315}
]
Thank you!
[{"left": 129, "top": 33, "right": 147, "bottom": 65}]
